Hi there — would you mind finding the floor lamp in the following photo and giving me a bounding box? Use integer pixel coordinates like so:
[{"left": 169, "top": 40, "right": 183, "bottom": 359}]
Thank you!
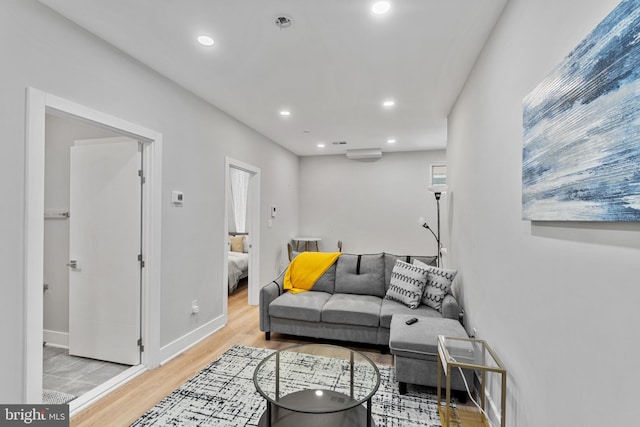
[{"left": 417, "top": 185, "right": 447, "bottom": 267}]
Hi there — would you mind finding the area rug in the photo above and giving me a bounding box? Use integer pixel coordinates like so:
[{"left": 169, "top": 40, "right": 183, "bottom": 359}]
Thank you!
[
  {"left": 43, "top": 389, "right": 76, "bottom": 405},
  {"left": 131, "top": 345, "right": 443, "bottom": 427}
]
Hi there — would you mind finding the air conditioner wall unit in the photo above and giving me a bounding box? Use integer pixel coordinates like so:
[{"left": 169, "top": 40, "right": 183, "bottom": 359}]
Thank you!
[{"left": 346, "top": 148, "right": 382, "bottom": 160}]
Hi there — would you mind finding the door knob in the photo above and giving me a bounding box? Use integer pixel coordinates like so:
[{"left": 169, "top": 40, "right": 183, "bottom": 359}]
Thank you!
[{"left": 66, "top": 260, "right": 78, "bottom": 269}]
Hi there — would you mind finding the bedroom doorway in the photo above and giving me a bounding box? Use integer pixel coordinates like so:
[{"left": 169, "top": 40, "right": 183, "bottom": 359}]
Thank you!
[{"left": 224, "top": 158, "right": 261, "bottom": 317}]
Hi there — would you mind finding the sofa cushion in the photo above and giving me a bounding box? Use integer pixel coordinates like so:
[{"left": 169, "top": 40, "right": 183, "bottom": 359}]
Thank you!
[
  {"left": 384, "top": 260, "right": 428, "bottom": 308},
  {"left": 414, "top": 260, "right": 457, "bottom": 312},
  {"left": 384, "top": 254, "right": 437, "bottom": 292},
  {"left": 269, "top": 291, "right": 332, "bottom": 322},
  {"left": 312, "top": 263, "right": 336, "bottom": 294},
  {"left": 335, "top": 253, "right": 385, "bottom": 297},
  {"left": 380, "top": 299, "right": 442, "bottom": 329},
  {"left": 389, "top": 315, "right": 470, "bottom": 361},
  {"left": 322, "top": 294, "right": 382, "bottom": 327}
]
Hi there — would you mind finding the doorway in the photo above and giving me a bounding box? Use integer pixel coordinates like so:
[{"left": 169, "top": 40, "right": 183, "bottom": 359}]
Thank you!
[
  {"left": 43, "top": 117, "right": 142, "bottom": 403},
  {"left": 224, "top": 158, "right": 260, "bottom": 318},
  {"left": 25, "top": 88, "right": 162, "bottom": 411}
]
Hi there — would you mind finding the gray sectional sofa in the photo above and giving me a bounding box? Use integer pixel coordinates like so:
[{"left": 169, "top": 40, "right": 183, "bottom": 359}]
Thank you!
[{"left": 259, "top": 253, "right": 460, "bottom": 347}]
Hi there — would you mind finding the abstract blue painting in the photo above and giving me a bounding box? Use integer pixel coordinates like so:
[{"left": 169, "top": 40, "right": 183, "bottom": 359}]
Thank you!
[{"left": 522, "top": 0, "right": 640, "bottom": 221}]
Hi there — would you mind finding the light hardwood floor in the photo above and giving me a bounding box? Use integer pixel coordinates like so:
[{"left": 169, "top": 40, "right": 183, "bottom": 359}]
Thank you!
[{"left": 70, "top": 283, "right": 393, "bottom": 426}]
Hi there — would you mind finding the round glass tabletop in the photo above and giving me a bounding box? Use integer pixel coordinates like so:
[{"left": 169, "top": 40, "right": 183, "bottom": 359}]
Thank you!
[{"left": 253, "top": 343, "right": 380, "bottom": 414}]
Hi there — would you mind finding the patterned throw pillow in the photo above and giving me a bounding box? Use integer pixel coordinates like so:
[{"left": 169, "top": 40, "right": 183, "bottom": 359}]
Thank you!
[
  {"left": 384, "top": 260, "right": 428, "bottom": 309},
  {"left": 414, "top": 259, "right": 457, "bottom": 312}
]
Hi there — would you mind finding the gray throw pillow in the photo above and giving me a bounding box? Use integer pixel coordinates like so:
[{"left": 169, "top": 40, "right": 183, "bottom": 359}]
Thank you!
[
  {"left": 384, "top": 260, "right": 428, "bottom": 309},
  {"left": 414, "top": 259, "right": 457, "bottom": 312}
]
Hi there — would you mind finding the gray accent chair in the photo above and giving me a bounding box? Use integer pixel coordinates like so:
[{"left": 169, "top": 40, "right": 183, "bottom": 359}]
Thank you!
[{"left": 259, "top": 253, "right": 460, "bottom": 347}]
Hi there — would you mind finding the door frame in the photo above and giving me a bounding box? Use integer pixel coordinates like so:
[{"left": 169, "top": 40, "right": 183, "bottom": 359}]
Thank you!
[
  {"left": 24, "top": 88, "right": 163, "bottom": 403},
  {"left": 224, "top": 157, "right": 261, "bottom": 311}
]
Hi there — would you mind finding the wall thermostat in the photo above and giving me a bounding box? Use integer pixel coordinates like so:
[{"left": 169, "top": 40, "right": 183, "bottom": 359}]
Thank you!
[{"left": 171, "top": 191, "right": 184, "bottom": 204}]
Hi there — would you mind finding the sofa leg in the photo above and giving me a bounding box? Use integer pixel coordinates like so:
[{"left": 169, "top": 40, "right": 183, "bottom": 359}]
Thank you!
[
  {"left": 265, "top": 332, "right": 270, "bottom": 341},
  {"left": 398, "top": 382, "right": 407, "bottom": 395}
]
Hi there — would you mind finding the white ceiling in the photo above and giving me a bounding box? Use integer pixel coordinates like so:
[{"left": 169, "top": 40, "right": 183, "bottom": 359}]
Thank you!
[{"left": 39, "top": 0, "right": 507, "bottom": 156}]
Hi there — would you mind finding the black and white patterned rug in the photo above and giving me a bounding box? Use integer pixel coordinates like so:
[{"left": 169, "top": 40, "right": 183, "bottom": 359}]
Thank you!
[{"left": 131, "top": 345, "right": 443, "bottom": 427}]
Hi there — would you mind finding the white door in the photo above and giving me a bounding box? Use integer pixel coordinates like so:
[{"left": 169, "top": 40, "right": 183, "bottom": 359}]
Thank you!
[{"left": 69, "top": 140, "right": 142, "bottom": 365}]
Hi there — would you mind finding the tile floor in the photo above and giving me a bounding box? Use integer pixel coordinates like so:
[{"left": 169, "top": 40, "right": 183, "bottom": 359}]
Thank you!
[{"left": 43, "top": 345, "right": 131, "bottom": 399}]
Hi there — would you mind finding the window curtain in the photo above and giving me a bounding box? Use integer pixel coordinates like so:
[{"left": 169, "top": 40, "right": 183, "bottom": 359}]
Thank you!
[{"left": 230, "top": 168, "right": 250, "bottom": 233}]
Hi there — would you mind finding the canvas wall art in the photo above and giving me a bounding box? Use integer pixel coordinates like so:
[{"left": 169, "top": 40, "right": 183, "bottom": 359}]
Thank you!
[{"left": 522, "top": 0, "right": 640, "bottom": 221}]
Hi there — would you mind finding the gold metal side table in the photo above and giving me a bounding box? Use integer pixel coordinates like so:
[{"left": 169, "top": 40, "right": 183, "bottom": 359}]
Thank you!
[{"left": 437, "top": 336, "right": 506, "bottom": 427}]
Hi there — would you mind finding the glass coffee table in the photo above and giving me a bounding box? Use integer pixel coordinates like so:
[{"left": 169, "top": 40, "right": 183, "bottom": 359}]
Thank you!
[{"left": 253, "top": 344, "right": 380, "bottom": 427}]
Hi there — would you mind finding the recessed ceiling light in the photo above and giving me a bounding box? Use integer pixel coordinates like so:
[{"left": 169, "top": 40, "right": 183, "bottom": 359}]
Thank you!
[
  {"left": 387, "top": 139, "right": 396, "bottom": 144},
  {"left": 382, "top": 100, "right": 395, "bottom": 107},
  {"left": 279, "top": 110, "right": 291, "bottom": 116},
  {"left": 197, "top": 35, "right": 215, "bottom": 46},
  {"left": 372, "top": 1, "right": 391, "bottom": 15},
  {"left": 317, "top": 143, "right": 325, "bottom": 148}
]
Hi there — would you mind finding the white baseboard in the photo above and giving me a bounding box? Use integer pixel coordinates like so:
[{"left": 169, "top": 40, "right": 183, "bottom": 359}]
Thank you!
[
  {"left": 43, "top": 329, "right": 69, "bottom": 348},
  {"left": 159, "top": 315, "right": 226, "bottom": 365}
]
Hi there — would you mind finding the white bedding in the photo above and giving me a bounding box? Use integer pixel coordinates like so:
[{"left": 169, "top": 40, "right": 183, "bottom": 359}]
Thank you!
[{"left": 228, "top": 251, "right": 249, "bottom": 293}]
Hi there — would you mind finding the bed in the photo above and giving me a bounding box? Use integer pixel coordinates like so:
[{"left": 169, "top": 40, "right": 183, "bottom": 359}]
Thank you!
[
  {"left": 228, "top": 235, "right": 249, "bottom": 293},
  {"left": 228, "top": 251, "right": 248, "bottom": 293}
]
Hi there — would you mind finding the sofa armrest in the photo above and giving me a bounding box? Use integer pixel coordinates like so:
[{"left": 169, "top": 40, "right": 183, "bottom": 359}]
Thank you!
[
  {"left": 441, "top": 293, "right": 460, "bottom": 320},
  {"left": 259, "top": 269, "right": 286, "bottom": 332}
]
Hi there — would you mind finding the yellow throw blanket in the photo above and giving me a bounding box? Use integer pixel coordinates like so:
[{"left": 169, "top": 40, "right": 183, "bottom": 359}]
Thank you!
[{"left": 284, "top": 252, "right": 342, "bottom": 293}]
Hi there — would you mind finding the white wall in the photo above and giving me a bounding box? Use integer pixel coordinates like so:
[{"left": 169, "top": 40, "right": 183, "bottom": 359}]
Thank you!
[
  {"left": 0, "top": 0, "right": 298, "bottom": 403},
  {"left": 299, "top": 151, "right": 446, "bottom": 256},
  {"left": 448, "top": 0, "right": 640, "bottom": 425}
]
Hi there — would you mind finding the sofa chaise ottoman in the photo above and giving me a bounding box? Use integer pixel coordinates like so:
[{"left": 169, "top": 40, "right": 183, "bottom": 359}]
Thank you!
[{"left": 389, "top": 314, "right": 473, "bottom": 395}]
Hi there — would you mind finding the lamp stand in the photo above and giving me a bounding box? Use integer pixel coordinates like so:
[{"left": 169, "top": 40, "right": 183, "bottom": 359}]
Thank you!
[
  {"left": 435, "top": 192, "right": 441, "bottom": 268},
  {"left": 418, "top": 186, "right": 446, "bottom": 268}
]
